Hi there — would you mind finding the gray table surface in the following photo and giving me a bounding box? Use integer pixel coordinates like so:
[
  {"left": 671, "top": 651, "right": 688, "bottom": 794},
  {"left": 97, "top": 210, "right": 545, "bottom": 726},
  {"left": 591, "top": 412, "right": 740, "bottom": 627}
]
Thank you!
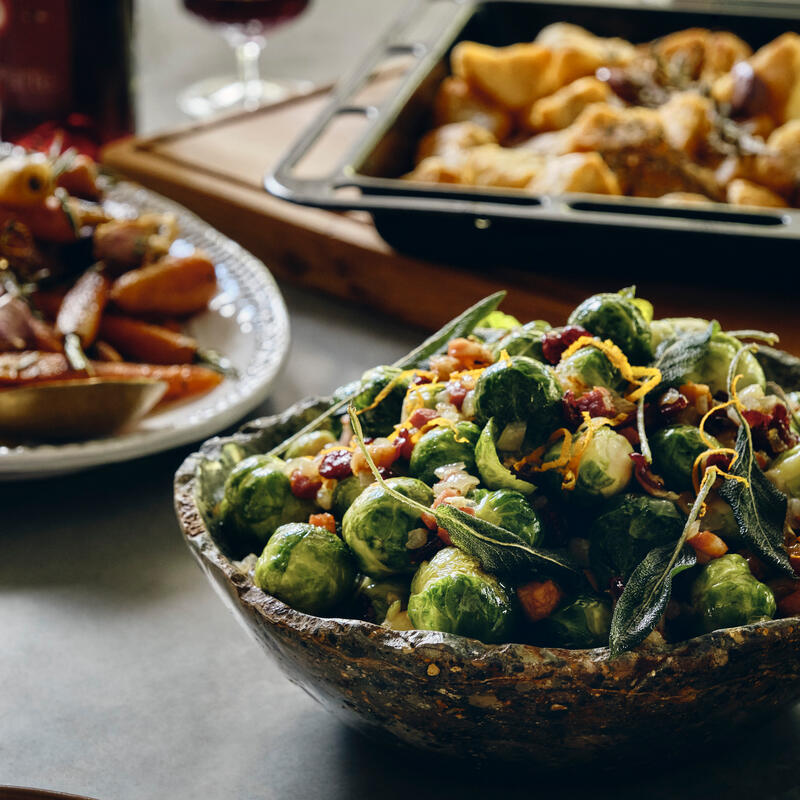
[{"left": 3, "top": 2, "right": 800, "bottom": 798}]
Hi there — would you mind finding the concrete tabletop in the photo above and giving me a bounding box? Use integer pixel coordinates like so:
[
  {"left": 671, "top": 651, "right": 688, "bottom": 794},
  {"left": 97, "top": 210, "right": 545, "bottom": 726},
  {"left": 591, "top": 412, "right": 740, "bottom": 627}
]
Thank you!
[{"left": 3, "top": 2, "right": 800, "bottom": 798}]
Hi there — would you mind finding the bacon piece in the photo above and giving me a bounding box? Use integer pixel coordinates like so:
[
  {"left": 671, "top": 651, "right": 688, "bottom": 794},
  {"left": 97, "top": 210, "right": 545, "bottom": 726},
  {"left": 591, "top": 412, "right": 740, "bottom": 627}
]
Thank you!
[
  {"left": 447, "top": 380, "right": 468, "bottom": 409},
  {"left": 309, "top": 512, "right": 337, "bottom": 534},
  {"left": 409, "top": 407, "right": 439, "bottom": 428},
  {"left": 630, "top": 452, "right": 679, "bottom": 500},
  {"left": 541, "top": 325, "right": 590, "bottom": 365},
  {"left": 392, "top": 427, "right": 414, "bottom": 461}
]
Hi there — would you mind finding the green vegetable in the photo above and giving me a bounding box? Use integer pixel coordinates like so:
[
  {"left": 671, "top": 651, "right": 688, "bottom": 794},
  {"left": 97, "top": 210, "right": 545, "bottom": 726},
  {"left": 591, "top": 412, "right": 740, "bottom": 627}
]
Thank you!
[
  {"left": 555, "top": 345, "right": 626, "bottom": 396},
  {"left": 342, "top": 476, "right": 433, "bottom": 577},
  {"left": 691, "top": 554, "right": 776, "bottom": 634},
  {"left": 766, "top": 443, "right": 800, "bottom": 498},
  {"left": 473, "top": 355, "right": 562, "bottom": 442},
  {"left": 356, "top": 575, "right": 410, "bottom": 622},
  {"left": 478, "top": 310, "right": 521, "bottom": 330},
  {"left": 471, "top": 488, "right": 543, "bottom": 547},
  {"left": 218, "top": 455, "right": 316, "bottom": 556},
  {"left": 407, "top": 547, "right": 515, "bottom": 643},
  {"left": 650, "top": 317, "right": 710, "bottom": 350},
  {"left": 285, "top": 430, "right": 336, "bottom": 459},
  {"left": 474, "top": 418, "right": 535, "bottom": 495},
  {"left": 556, "top": 426, "right": 633, "bottom": 501},
  {"left": 409, "top": 421, "right": 480, "bottom": 485},
  {"left": 491, "top": 320, "right": 551, "bottom": 362},
  {"left": 537, "top": 595, "right": 611, "bottom": 649},
  {"left": 568, "top": 291, "right": 653, "bottom": 364},
  {"left": 702, "top": 495, "right": 740, "bottom": 541},
  {"left": 254, "top": 523, "right": 357, "bottom": 615},
  {"left": 589, "top": 494, "right": 685, "bottom": 589},
  {"left": 649, "top": 425, "right": 717, "bottom": 492},
  {"left": 331, "top": 475, "right": 366, "bottom": 518},
  {"left": 754, "top": 345, "right": 800, "bottom": 391},
  {"left": 351, "top": 365, "right": 411, "bottom": 438},
  {"left": 400, "top": 382, "right": 441, "bottom": 421}
]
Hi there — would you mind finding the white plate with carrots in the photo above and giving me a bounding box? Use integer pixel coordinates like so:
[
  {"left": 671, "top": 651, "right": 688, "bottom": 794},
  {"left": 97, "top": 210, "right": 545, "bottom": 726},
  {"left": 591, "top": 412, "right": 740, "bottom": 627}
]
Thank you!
[{"left": 0, "top": 168, "right": 289, "bottom": 479}]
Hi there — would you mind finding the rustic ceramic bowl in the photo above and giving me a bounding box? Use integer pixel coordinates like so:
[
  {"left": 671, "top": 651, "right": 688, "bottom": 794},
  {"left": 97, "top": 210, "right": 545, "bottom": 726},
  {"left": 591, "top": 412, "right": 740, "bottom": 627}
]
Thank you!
[{"left": 175, "top": 397, "right": 800, "bottom": 766}]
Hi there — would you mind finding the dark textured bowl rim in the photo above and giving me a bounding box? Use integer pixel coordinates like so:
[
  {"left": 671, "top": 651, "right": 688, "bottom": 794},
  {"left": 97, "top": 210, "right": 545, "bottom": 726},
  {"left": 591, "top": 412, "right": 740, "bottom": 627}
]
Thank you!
[{"left": 174, "top": 397, "right": 800, "bottom": 672}]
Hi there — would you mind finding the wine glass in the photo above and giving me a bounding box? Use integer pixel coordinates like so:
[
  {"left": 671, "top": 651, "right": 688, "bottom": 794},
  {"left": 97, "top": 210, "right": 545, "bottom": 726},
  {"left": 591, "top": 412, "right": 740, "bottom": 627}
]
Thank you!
[{"left": 179, "top": 0, "right": 313, "bottom": 118}]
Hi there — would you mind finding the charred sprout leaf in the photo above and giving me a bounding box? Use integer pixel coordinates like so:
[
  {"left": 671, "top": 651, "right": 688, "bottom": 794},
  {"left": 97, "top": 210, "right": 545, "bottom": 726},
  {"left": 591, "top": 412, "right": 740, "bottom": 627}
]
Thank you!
[
  {"left": 268, "top": 291, "right": 505, "bottom": 457},
  {"left": 435, "top": 504, "right": 580, "bottom": 581},
  {"left": 609, "top": 543, "right": 696, "bottom": 658},
  {"left": 653, "top": 322, "right": 714, "bottom": 389},
  {"left": 755, "top": 345, "right": 800, "bottom": 391},
  {"left": 609, "top": 467, "right": 716, "bottom": 657},
  {"left": 719, "top": 424, "right": 793, "bottom": 576}
]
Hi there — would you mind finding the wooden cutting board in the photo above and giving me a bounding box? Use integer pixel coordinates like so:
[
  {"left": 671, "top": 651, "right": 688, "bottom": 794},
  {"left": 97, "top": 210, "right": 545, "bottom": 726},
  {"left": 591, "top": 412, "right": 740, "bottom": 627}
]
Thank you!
[{"left": 102, "top": 75, "right": 800, "bottom": 353}]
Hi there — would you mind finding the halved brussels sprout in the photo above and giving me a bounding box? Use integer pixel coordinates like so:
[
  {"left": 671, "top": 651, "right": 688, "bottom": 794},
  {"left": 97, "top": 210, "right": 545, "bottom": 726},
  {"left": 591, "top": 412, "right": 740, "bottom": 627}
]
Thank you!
[
  {"left": 536, "top": 594, "right": 611, "bottom": 649},
  {"left": 491, "top": 320, "right": 551, "bottom": 362},
  {"left": 409, "top": 421, "right": 480, "bottom": 485},
  {"left": 555, "top": 345, "right": 626, "bottom": 396},
  {"left": 589, "top": 493, "right": 685, "bottom": 588},
  {"left": 351, "top": 365, "right": 411, "bottom": 437},
  {"left": 691, "top": 554, "right": 776, "bottom": 634},
  {"left": 650, "top": 425, "right": 717, "bottom": 492},
  {"left": 475, "top": 418, "right": 535, "bottom": 495},
  {"left": 285, "top": 430, "right": 337, "bottom": 459},
  {"left": 331, "top": 474, "right": 366, "bottom": 518},
  {"left": 407, "top": 547, "right": 515, "bottom": 643},
  {"left": 470, "top": 488, "right": 543, "bottom": 547},
  {"left": 342, "top": 477, "right": 433, "bottom": 577},
  {"left": 474, "top": 355, "right": 562, "bottom": 442},
  {"left": 568, "top": 291, "right": 653, "bottom": 364},
  {"left": 766, "top": 443, "right": 800, "bottom": 498},
  {"left": 254, "top": 522, "right": 357, "bottom": 615},
  {"left": 356, "top": 575, "right": 410, "bottom": 622},
  {"left": 218, "top": 455, "right": 316, "bottom": 556}
]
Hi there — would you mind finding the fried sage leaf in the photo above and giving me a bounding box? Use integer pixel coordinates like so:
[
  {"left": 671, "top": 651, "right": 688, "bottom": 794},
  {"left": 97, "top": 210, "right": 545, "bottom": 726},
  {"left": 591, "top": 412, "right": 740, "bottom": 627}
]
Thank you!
[
  {"left": 653, "top": 322, "right": 714, "bottom": 389},
  {"left": 719, "top": 423, "right": 793, "bottom": 576},
  {"left": 435, "top": 504, "right": 580, "bottom": 581},
  {"left": 755, "top": 345, "right": 800, "bottom": 391},
  {"left": 268, "top": 291, "right": 506, "bottom": 457},
  {"left": 609, "top": 543, "right": 696, "bottom": 657}
]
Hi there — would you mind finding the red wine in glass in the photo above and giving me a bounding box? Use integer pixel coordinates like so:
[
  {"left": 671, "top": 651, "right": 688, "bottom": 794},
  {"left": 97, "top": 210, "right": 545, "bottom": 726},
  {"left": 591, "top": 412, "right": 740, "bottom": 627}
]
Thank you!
[{"left": 179, "top": 0, "right": 312, "bottom": 118}]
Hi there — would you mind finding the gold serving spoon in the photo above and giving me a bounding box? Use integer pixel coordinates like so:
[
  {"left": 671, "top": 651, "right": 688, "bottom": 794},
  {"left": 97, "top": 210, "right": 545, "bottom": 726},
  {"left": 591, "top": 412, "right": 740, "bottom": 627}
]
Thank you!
[{"left": 0, "top": 378, "right": 167, "bottom": 441}]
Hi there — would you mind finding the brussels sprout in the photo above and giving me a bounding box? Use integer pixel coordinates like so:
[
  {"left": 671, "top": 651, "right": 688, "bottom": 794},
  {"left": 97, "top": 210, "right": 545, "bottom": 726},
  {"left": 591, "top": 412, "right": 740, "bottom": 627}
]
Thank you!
[
  {"left": 650, "top": 425, "right": 717, "bottom": 492},
  {"left": 218, "top": 455, "right": 316, "bottom": 555},
  {"left": 691, "top": 553, "right": 776, "bottom": 634},
  {"left": 478, "top": 310, "right": 521, "bottom": 331},
  {"left": 660, "top": 331, "right": 765, "bottom": 396},
  {"left": 254, "top": 523, "right": 357, "bottom": 615},
  {"left": 536, "top": 594, "right": 611, "bottom": 649},
  {"left": 407, "top": 547, "right": 515, "bottom": 643},
  {"left": 342, "top": 477, "right": 433, "bottom": 577},
  {"left": 568, "top": 291, "right": 653, "bottom": 364},
  {"left": 401, "top": 382, "right": 442, "bottom": 421},
  {"left": 409, "top": 421, "right": 480, "bottom": 485},
  {"left": 351, "top": 365, "right": 411, "bottom": 437},
  {"left": 589, "top": 493, "right": 685, "bottom": 588},
  {"left": 474, "top": 355, "right": 563, "bottom": 443},
  {"left": 331, "top": 475, "right": 366, "bottom": 518},
  {"left": 474, "top": 418, "right": 535, "bottom": 495},
  {"left": 471, "top": 488, "right": 543, "bottom": 547},
  {"left": 285, "top": 430, "right": 337, "bottom": 459},
  {"left": 702, "top": 495, "right": 740, "bottom": 541},
  {"left": 555, "top": 345, "right": 626, "bottom": 396},
  {"left": 491, "top": 320, "right": 551, "bottom": 362},
  {"left": 766, "top": 443, "right": 800, "bottom": 498},
  {"left": 650, "top": 317, "right": 710, "bottom": 349},
  {"left": 545, "top": 426, "right": 632, "bottom": 501},
  {"left": 356, "top": 575, "right": 411, "bottom": 622}
]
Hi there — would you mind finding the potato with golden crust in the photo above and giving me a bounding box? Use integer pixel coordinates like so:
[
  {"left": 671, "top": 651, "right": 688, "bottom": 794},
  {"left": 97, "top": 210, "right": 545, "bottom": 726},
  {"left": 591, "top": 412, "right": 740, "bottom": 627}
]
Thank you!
[
  {"left": 527, "top": 152, "right": 621, "bottom": 195},
  {"left": 647, "top": 28, "right": 751, "bottom": 84},
  {"left": 657, "top": 91, "right": 714, "bottom": 160},
  {"left": 727, "top": 178, "right": 786, "bottom": 208},
  {"left": 433, "top": 76, "right": 513, "bottom": 141},
  {"left": 526, "top": 77, "right": 615, "bottom": 133},
  {"left": 535, "top": 23, "right": 636, "bottom": 67},
  {"left": 415, "top": 122, "right": 497, "bottom": 163}
]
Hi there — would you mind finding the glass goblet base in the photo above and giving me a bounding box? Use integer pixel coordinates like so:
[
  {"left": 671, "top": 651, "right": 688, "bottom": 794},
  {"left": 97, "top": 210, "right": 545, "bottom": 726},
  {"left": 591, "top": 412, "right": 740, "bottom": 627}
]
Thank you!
[{"left": 177, "top": 75, "right": 314, "bottom": 118}]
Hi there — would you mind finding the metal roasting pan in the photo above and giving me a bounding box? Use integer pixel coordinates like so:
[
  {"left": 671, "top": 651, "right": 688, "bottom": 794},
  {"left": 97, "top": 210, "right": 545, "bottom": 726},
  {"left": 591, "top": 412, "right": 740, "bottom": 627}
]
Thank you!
[{"left": 266, "top": 0, "right": 800, "bottom": 269}]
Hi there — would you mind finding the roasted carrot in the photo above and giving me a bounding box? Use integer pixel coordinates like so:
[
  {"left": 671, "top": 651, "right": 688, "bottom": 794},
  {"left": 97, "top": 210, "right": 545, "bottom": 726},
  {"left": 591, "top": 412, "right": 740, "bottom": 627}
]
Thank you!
[
  {"left": 0, "top": 195, "right": 77, "bottom": 242},
  {"left": 55, "top": 154, "right": 100, "bottom": 200},
  {"left": 99, "top": 315, "right": 197, "bottom": 365},
  {"left": 110, "top": 252, "right": 217, "bottom": 316},
  {"left": 56, "top": 267, "right": 110, "bottom": 346},
  {"left": 0, "top": 351, "right": 223, "bottom": 401}
]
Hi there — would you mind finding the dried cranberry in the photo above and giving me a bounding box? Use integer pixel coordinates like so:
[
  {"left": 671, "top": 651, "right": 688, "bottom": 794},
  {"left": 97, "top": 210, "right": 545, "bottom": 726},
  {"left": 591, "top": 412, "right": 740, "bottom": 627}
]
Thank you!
[
  {"left": 658, "top": 388, "right": 689, "bottom": 422},
  {"left": 409, "top": 407, "right": 438, "bottom": 428},
  {"left": 393, "top": 428, "right": 414, "bottom": 461},
  {"left": 290, "top": 470, "right": 322, "bottom": 499},
  {"left": 705, "top": 451, "right": 732, "bottom": 472},
  {"left": 541, "top": 325, "right": 590, "bottom": 365},
  {"left": 413, "top": 373, "right": 432, "bottom": 385},
  {"left": 563, "top": 387, "right": 616, "bottom": 427},
  {"left": 744, "top": 404, "right": 799, "bottom": 457},
  {"left": 377, "top": 466, "right": 393, "bottom": 480},
  {"left": 318, "top": 449, "right": 353, "bottom": 480}
]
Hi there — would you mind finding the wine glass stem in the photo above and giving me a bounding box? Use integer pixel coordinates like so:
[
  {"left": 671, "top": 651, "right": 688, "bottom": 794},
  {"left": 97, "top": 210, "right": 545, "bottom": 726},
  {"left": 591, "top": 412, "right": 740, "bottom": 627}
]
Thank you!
[{"left": 235, "top": 40, "right": 263, "bottom": 109}]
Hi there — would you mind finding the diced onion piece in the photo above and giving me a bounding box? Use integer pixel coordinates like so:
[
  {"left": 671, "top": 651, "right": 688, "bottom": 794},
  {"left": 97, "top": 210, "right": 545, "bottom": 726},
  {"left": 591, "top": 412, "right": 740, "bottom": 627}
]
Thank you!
[{"left": 496, "top": 421, "right": 527, "bottom": 452}]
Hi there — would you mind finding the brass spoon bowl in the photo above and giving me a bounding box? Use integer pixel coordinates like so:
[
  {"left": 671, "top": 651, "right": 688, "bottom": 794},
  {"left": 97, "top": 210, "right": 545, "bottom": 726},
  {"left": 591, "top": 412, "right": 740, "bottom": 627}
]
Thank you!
[{"left": 0, "top": 378, "right": 167, "bottom": 441}]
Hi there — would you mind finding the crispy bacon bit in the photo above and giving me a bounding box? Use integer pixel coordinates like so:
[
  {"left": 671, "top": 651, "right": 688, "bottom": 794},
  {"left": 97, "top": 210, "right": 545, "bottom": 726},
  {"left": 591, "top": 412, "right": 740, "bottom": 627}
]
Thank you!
[
  {"left": 427, "top": 489, "right": 476, "bottom": 545},
  {"left": 541, "top": 325, "right": 590, "bottom": 365},
  {"left": 309, "top": 513, "right": 337, "bottom": 534},
  {"left": 318, "top": 449, "right": 353, "bottom": 480},
  {"left": 447, "top": 337, "right": 492, "bottom": 370},
  {"left": 447, "top": 380, "right": 468, "bottom": 409},
  {"left": 687, "top": 530, "right": 728, "bottom": 564},
  {"left": 658, "top": 387, "right": 690, "bottom": 422},
  {"left": 290, "top": 470, "right": 322, "bottom": 499},
  {"left": 409, "top": 407, "right": 439, "bottom": 428},
  {"left": 630, "top": 453, "right": 678, "bottom": 500},
  {"left": 744, "top": 404, "right": 798, "bottom": 457},
  {"left": 429, "top": 354, "right": 460, "bottom": 381},
  {"left": 563, "top": 387, "right": 616, "bottom": 427},
  {"left": 393, "top": 427, "right": 414, "bottom": 461},
  {"left": 518, "top": 580, "right": 563, "bottom": 623}
]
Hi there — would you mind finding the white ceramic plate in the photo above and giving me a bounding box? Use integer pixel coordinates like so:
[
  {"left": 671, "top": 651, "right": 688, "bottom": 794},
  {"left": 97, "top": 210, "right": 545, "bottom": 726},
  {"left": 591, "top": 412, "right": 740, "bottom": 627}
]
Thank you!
[{"left": 0, "top": 181, "right": 290, "bottom": 480}]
